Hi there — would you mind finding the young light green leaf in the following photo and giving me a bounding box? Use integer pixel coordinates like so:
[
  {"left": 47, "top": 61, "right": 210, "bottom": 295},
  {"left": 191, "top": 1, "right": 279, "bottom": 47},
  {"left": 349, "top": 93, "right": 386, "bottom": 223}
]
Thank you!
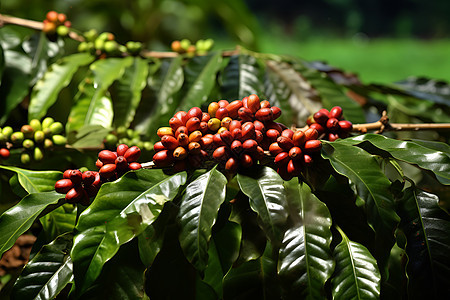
[
  {"left": 0, "top": 165, "right": 61, "bottom": 194},
  {"left": 111, "top": 57, "right": 149, "bottom": 128},
  {"left": 28, "top": 52, "right": 94, "bottom": 120},
  {"left": 343, "top": 134, "right": 450, "bottom": 185},
  {"left": 71, "top": 169, "right": 186, "bottom": 296},
  {"left": 178, "top": 166, "right": 227, "bottom": 271},
  {"left": 278, "top": 181, "right": 334, "bottom": 299},
  {"left": 12, "top": 232, "right": 74, "bottom": 300},
  {"left": 321, "top": 141, "right": 399, "bottom": 275},
  {"left": 177, "top": 52, "right": 223, "bottom": 111},
  {"left": 0, "top": 191, "right": 63, "bottom": 257},
  {"left": 331, "top": 227, "right": 381, "bottom": 300},
  {"left": 237, "top": 166, "right": 288, "bottom": 246}
]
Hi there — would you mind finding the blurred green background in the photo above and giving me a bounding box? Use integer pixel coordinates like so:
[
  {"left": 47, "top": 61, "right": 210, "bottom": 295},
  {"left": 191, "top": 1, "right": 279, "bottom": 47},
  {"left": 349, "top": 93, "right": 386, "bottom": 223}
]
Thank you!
[{"left": 1, "top": 0, "right": 449, "bottom": 83}]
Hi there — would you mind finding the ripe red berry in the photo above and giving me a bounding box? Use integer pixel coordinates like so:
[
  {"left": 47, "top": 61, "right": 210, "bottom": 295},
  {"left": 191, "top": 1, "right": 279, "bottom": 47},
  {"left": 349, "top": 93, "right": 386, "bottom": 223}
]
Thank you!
[
  {"left": 0, "top": 148, "right": 10, "bottom": 159},
  {"left": 116, "top": 144, "right": 129, "bottom": 157},
  {"left": 124, "top": 146, "right": 141, "bottom": 162},
  {"left": 55, "top": 179, "right": 74, "bottom": 194}
]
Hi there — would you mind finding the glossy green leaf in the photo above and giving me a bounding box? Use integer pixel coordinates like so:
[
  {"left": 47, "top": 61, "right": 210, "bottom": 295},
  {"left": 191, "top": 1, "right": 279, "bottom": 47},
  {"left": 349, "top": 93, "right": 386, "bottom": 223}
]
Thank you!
[
  {"left": 397, "top": 187, "right": 450, "bottom": 299},
  {"left": 28, "top": 53, "right": 94, "bottom": 120},
  {"left": 321, "top": 141, "right": 399, "bottom": 274},
  {"left": 296, "top": 62, "right": 366, "bottom": 124},
  {"left": 223, "top": 243, "right": 280, "bottom": 300},
  {"left": 343, "top": 134, "right": 450, "bottom": 185},
  {"left": 410, "top": 139, "right": 450, "bottom": 156},
  {"left": 203, "top": 221, "right": 242, "bottom": 297},
  {"left": 263, "top": 60, "right": 294, "bottom": 126},
  {"left": 40, "top": 204, "right": 77, "bottom": 242},
  {"left": 221, "top": 54, "right": 264, "bottom": 100},
  {"left": 0, "top": 191, "right": 63, "bottom": 257},
  {"left": 278, "top": 181, "right": 334, "bottom": 298},
  {"left": 69, "top": 125, "right": 110, "bottom": 148},
  {"left": 387, "top": 94, "right": 450, "bottom": 123},
  {"left": 178, "top": 166, "right": 227, "bottom": 271},
  {"left": 237, "top": 166, "right": 288, "bottom": 246},
  {"left": 0, "top": 165, "right": 62, "bottom": 194},
  {"left": 0, "top": 50, "right": 31, "bottom": 124},
  {"left": 331, "top": 227, "right": 381, "bottom": 300},
  {"left": 177, "top": 52, "right": 223, "bottom": 111},
  {"left": 71, "top": 169, "right": 186, "bottom": 295},
  {"left": 80, "top": 239, "right": 146, "bottom": 300},
  {"left": 111, "top": 57, "right": 149, "bottom": 128},
  {"left": 135, "top": 56, "right": 183, "bottom": 139},
  {"left": 66, "top": 78, "right": 113, "bottom": 132},
  {"left": 11, "top": 233, "right": 73, "bottom": 300}
]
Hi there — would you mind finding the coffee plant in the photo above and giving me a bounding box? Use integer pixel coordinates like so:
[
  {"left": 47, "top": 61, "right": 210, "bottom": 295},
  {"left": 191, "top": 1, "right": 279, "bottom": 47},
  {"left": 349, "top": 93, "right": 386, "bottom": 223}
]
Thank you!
[{"left": 0, "top": 11, "right": 449, "bottom": 300}]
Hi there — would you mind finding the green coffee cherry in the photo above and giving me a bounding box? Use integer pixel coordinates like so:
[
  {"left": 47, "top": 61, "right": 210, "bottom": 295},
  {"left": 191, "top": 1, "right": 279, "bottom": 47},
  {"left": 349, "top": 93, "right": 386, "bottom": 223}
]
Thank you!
[
  {"left": 2, "top": 126, "right": 13, "bottom": 139},
  {"left": 104, "top": 133, "right": 118, "bottom": 147},
  {"left": 94, "top": 38, "right": 105, "bottom": 51},
  {"left": 21, "top": 153, "right": 31, "bottom": 164},
  {"left": 44, "top": 139, "right": 53, "bottom": 149},
  {"left": 98, "top": 32, "right": 113, "bottom": 41},
  {"left": 11, "top": 132, "right": 24, "bottom": 145},
  {"left": 34, "top": 147, "right": 44, "bottom": 161},
  {"left": 49, "top": 122, "right": 63, "bottom": 135},
  {"left": 52, "top": 135, "right": 67, "bottom": 146},
  {"left": 144, "top": 141, "right": 153, "bottom": 151},
  {"left": 126, "top": 128, "right": 135, "bottom": 139},
  {"left": 56, "top": 25, "right": 69, "bottom": 37},
  {"left": 23, "top": 139, "right": 35, "bottom": 149},
  {"left": 42, "top": 117, "right": 55, "bottom": 129},
  {"left": 78, "top": 42, "right": 88, "bottom": 52},
  {"left": 84, "top": 29, "right": 98, "bottom": 42},
  {"left": 119, "top": 138, "right": 129, "bottom": 145},
  {"left": 118, "top": 45, "right": 127, "bottom": 54},
  {"left": 79, "top": 167, "right": 89, "bottom": 173},
  {"left": 29, "top": 119, "right": 42, "bottom": 131},
  {"left": 203, "top": 38, "right": 214, "bottom": 51},
  {"left": 104, "top": 40, "right": 119, "bottom": 54},
  {"left": 34, "top": 131, "right": 45, "bottom": 143},
  {"left": 43, "top": 128, "right": 53, "bottom": 137},
  {"left": 180, "top": 39, "right": 191, "bottom": 51},
  {"left": 116, "top": 126, "right": 127, "bottom": 138}
]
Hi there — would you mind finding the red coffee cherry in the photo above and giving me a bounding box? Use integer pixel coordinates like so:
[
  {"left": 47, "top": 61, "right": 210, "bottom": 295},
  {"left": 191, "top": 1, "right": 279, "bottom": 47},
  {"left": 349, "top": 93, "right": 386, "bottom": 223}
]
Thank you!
[
  {"left": 115, "top": 156, "right": 128, "bottom": 170},
  {"left": 188, "top": 142, "right": 201, "bottom": 154},
  {"left": 225, "top": 157, "right": 238, "bottom": 172},
  {"left": 303, "top": 140, "right": 322, "bottom": 153},
  {"left": 277, "top": 136, "right": 294, "bottom": 151},
  {"left": 129, "top": 162, "right": 142, "bottom": 170},
  {"left": 177, "top": 133, "right": 189, "bottom": 147},
  {"left": 255, "top": 108, "right": 273, "bottom": 122},
  {"left": 199, "top": 136, "right": 214, "bottom": 150},
  {"left": 269, "top": 142, "right": 283, "bottom": 156},
  {"left": 281, "top": 129, "right": 294, "bottom": 140},
  {"left": 240, "top": 154, "right": 253, "bottom": 168},
  {"left": 242, "top": 139, "right": 258, "bottom": 152},
  {"left": 187, "top": 107, "right": 203, "bottom": 120},
  {"left": 0, "top": 148, "right": 10, "bottom": 159},
  {"left": 313, "top": 111, "right": 329, "bottom": 125},
  {"left": 292, "top": 130, "right": 306, "bottom": 147},
  {"left": 328, "top": 133, "right": 340, "bottom": 142},
  {"left": 215, "top": 107, "right": 229, "bottom": 120},
  {"left": 287, "top": 159, "right": 301, "bottom": 176},
  {"left": 226, "top": 100, "right": 243, "bottom": 119},
  {"left": 99, "top": 164, "right": 117, "bottom": 179},
  {"left": 174, "top": 111, "right": 189, "bottom": 125},
  {"left": 231, "top": 140, "right": 243, "bottom": 155},
  {"left": 289, "top": 147, "right": 303, "bottom": 160},
  {"left": 154, "top": 141, "right": 166, "bottom": 152},
  {"left": 95, "top": 159, "right": 103, "bottom": 169},
  {"left": 309, "top": 123, "right": 325, "bottom": 135},
  {"left": 69, "top": 170, "right": 82, "bottom": 185},
  {"left": 124, "top": 146, "right": 141, "bottom": 162},
  {"left": 229, "top": 120, "right": 242, "bottom": 133},
  {"left": 304, "top": 128, "right": 319, "bottom": 141},
  {"left": 186, "top": 117, "right": 201, "bottom": 132},
  {"left": 271, "top": 106, "right": 282, "bottom": 120},
  {"left": 329, "top": 106, "right": 343, "bottom": 119},
  {"left": 338, "top": 120, "right": 353, "bottom": 132},
  {"left": 173, "top": 147, "right": 188, "bottom": 160},
  {"left": 63, "top": 169, "right": 73, "bottom": 179},
  {"left": 238, "top": 107, "right": 254, "bottom": 122},
  {"left": 326, "top": 118, "right": 340, "bottom": 132},
  {"left": 253, "top": 120, "right": 265, "bottom": 133},
  {"left": 246, "top": 94, "right": 261, "bottom": 113},
  {"left": 116, "top": 144, "right": 129, "bottom": 157},
  {"left": 218, "top": 100, "right": 229, "bottom": 108},
  {"left": 169, "top": 117, "right": 184, "bottom": 131},
  {"left": 241, "top": 122, "right": 256, "bottom": 140},
  {"left": 153, "top": 150, "right": 174, "bottom": 167},
  {"left": 65, "top": 186, "right": 85, "bottom": 204},
  {"left": 201, "top": 112, "right": 211, "bottom": 123},
  {"left": 231, "top": 128, "right": 243, "bottom": 141},
  {"left": 274, "top": 152, "right": 289, "bottom": 166},
  {"left": 55, "top": 179, "right": 74, "bottom": 194},
  {"left": 260, "top": 100, "right": 271, "bottom": 108},
  {"left": 82, "top": 171, "right": 96, "bottom": 186},
  {"left": 213, "top": 146, "right": 228, "bottom": 161},
  {"left": 98, "top": 150, "right": 117, "bottom": 164}
]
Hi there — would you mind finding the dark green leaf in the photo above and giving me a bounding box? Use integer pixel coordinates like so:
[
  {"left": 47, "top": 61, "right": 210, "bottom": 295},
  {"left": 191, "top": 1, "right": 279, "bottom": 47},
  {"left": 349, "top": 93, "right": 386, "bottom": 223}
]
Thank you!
[
  {"left": 263, "top": 60, "right": 294, "bottom": 126},
  {"left": 28, "top": 53, "right": 94, "bottom": 120},
  {"left": 237, "top": 166, "right": 288, "bottom": 246},
  {"left": 0, "top": 191, "right": 63, "bottom": 257},
  {"left": 11, "top": 233, "right": 73, "bottom": 300},
  {"left": 0, "top": 165, "right": 62, "bottom": 193},
  {"left": 394, "top": 76, "right": 450, "bottom": 105},
  {"left": 135, "top": 56, "right": 183, "bottom": 139},
  {"left": 177, "top": 52, "right": 223, "bottom": 111},
  {"left": 111, "top": 57, "right": 149, "bottom": 128},
  {"left": 39, "top": 204, "right": 77, "bottom": 242},
  {"left": 278, "top": 181, "right": 334, "bottom": 298},
  {"left": 0, "top": 50, "right": 31, "bottom": 124},
  {"left": 295, "top": 62, "right": 366, "bottom": 124},
  {"left": 321, "top": 141, "right": 399, "bottom": 274},
  {"left": 397, "top": 187, "right": 450, "bottom": 299},
  {"left": 387, "top": 94, "right": 450, "bottom": 123},
  {"left": 0, "top": 43, "right": 4, "bottom": 84},
  {"left": 69, "top": 125, "right": 110, "bottom": 148},
  {"left": 331, "top": 227, "right": 381, "bottom": 300},
  {"left": 203, "top": 221, "right": 242, "bottom": 297},
  {"left": 221, "top": 54, "right": 264, "bottom": 100},
  {"left": 71, "top": 169, "right": 186, "bottom": 295},
  {"left": 80, "top": 239, "right": 146, "bottom": 300},
  {"left": 223, "top": 244, "right": 280, "bottom": 300},
  {"left": 410, "top": 139, "right": 450, "bottom": 156},
  {"left": 178, "top": 166, "right": 227, "bottom": 271},
  {"left": 343, "top": 134, "right": 450, "bottom": 185}
]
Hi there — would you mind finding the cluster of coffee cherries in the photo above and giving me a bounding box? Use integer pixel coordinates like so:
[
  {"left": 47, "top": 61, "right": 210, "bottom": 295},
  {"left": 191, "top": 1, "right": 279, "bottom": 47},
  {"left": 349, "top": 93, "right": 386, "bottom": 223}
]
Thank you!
[
  {"left": 55, "top": 144, "right": 142, "bottom": 205},
  {"left": 0, "top": 117, "right": 67, "bottom": 165},
  {"left": 42, "top": 11, "right": 71, "bottom": 37},
  {"left": 171, "top": 39, "right": 214, "bottom": 56},
  {"left": 78, "top": 30, "right": 143, "bottom": 57},
  {"left": 152, "top": 94, "right": 324, "bottom": 179},
  {"left": 307, "top": 106, "right": 353, "bottom": 141}
]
